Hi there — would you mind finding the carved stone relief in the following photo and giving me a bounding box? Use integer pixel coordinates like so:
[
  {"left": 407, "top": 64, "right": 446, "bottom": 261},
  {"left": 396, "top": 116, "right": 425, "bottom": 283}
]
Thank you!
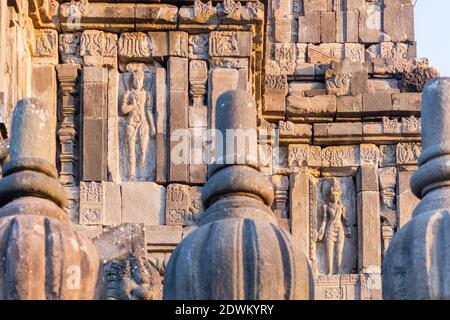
[
  {"left": 59, "top": 33, "right": 82, "bottom": 64},
  {"left": 311, "top": 177, "right": 358, "bottom": 275},
  {"left": 79, "top": 181, "right": 105, "bottom": 226},
  {"left": 166, "top": 184, "right": 203, "bottom": 226},
  {"left": 118, "top": 70, "right": 156, "bottom": 182},
  {"left": 188, "top": 34, "right": 209, "bottom": 60},
  {"left": 379, "top": 167, "right": 397, "bottom": 212}
]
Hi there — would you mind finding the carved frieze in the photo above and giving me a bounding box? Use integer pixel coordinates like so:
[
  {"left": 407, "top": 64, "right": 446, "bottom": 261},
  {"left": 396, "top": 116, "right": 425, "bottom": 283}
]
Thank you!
[
  {"left": 217, "top": 0, "right": 264, "bottom": 22},
  {"left": 287, "top": 144, "right": 321, "bottom": 168},
  {"left": 360, "top": 144, "right": 381, "bottom": 167},
  {"left": 188, "top": 34, "right": 209, "bottom": 60},
  {"left": 379, "top": 145, "right": 396, "bottom": 167},
  {"left": 80, "top": 30, "right": 117, "bottom": 68},
  {"left": 396, "top": 143, "right": 421, "bottom": 165},
  {"left": 179, "top": 0, "right": 218, "bottom": 24},
  {"left": 209, "top": 31, "right": 252, "bottom": 57},
  {"left": 273, "top": 43, "right": 296, "bottom": 75},
  {"left": 59, "top": 33, "right": 82, "bottom": 64},
  {"left": 118, "top": 32, "right": 152, "bottom": 63},
  {"left": 79, "top": 181, "right": 104, "bottom": 225},
  {"left": 321, "top": 146, "right": 358, "bottom": 168},
  {"left": 166, "top": 184, "right": 203, "bottom": 226},
  {"left": 32, "top": 29, "right": 58, "bottom": 64}
]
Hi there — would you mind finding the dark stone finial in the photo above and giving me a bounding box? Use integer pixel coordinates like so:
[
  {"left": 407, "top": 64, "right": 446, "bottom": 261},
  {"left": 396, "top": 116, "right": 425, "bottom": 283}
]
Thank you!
[
  {"left": 0, "top": 98, "right": 99, "bottom": 300},
  {"left": 163, "top": 90, "right": 312, "bottom": 300},
  {"left": 383, "top": 78, "right": 450, "bottom": 299}
]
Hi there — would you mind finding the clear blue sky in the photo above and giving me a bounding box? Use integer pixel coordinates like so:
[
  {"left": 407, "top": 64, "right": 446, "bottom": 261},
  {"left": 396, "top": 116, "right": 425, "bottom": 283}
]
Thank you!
[{"left": 415, "top": 0, "right": 450, "bottom": 76}]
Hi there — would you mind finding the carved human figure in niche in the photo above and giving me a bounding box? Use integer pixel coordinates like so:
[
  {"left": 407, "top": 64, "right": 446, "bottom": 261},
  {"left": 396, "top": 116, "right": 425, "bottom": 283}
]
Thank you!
[
  {"left": 121, "top": 70, "right": 156, "bottom": 181},
  {"left": 317, "top": 178, "right": 351, "bottom": 275}
]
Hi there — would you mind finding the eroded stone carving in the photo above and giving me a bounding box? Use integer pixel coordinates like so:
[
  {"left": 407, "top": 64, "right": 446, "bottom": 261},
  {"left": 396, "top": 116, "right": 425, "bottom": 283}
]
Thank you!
[
  {"left": 188, "top": 34, "right": 209, "bottom": 60},
  {"left": 80, "top": 30, "right": 117, "bottom": 68},
  {"left": 105, "top": 255, "right": 162, "bottom": 300},
  {"left": 379, "top": 167, "right": 397, "bottom": 211},
  {"left": 316, "top": 178, "right": 352, "bottom": 275},
  {"left": 189, "top": 60, "right": 208, "bottom": 107},
  {"left": 120, "top": 71, "right": 156, "bottom": 182},
  {"left": 210, "top": 31, "right": 239, "bottom": 56},
  {"left": 396, "top": 143, "right": 421, "bottom": 165},
  {"left": 59, "top": 33, "right": 82, "bottom": 64},
  {"left": 32, "top": 29, "right": 58, "bottom": 58},
  {"left": 80, "top": 181, "right": 104, "bottom": 225},
  {"left": 217, "top": 0, "right": 264, "bottom": 21}
]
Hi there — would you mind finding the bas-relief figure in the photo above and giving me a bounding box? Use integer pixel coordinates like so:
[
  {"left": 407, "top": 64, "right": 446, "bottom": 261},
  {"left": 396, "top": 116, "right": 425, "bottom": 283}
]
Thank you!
[
  {"left": 119, "top": 70, "right": 156, "bottom": 182},
  {"left": 313, "top": 177, "right": 357, "bottom": 275}
]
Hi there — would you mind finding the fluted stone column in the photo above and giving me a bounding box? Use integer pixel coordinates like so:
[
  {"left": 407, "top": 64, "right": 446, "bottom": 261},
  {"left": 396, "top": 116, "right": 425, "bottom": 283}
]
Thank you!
[
  {"left": 383, "top": 78, "right": 450, "bottom": 299},
  {"left": 0, "top": 99, "right": 99, "bottom": 299},
  {"left": 163, "top": 90, "right": 313, "bottom": 300}
]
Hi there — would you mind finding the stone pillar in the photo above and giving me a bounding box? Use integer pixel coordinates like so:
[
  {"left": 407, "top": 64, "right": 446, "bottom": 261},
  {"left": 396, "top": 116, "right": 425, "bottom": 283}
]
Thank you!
[
  {"left": 356, "top": 166, "right": 381, "bottom": 274},
  {"left": 383, "top": 78, "right": 450, "bottom": 299},
  {"left": 81, "top": 67, "right": 108, "bottom": 181},
  {"left": 107, "top": 69, "right": 120, "bottom": 183},
  {"left": 57, "top": 64, "right": 81, "bottom": 186},
  {"left": 155, "top": 67, "right": 168, "bottom": 184},
  {"left": 31, "top": 65, "right": 57, "bottom": 166},
  {"left": 290, "top": 172, "right": 310, "bottom": 257},
  {"left": 163, "top": 90, "right": 313, "bottom": 300},
  {"left": 0, "top": 99, "right": 99, "bottom": 299},
  {"left": 168, "top": 57, "right": 189, "bottom": 183}
]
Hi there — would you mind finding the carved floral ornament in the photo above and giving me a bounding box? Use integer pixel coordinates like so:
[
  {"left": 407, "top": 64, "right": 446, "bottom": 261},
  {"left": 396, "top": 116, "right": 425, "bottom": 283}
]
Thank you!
[{"left": 191, "top": 0, "right": 264, "bottom": 22}]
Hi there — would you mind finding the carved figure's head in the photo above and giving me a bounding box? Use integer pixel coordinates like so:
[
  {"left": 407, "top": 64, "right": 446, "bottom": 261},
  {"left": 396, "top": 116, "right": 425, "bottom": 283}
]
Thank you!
[
  {"left": 329, "top": 178, "right": 342, "bottom": 204},
  {"left": 131, "top": 71, "right": 145, "bottom": 90}
]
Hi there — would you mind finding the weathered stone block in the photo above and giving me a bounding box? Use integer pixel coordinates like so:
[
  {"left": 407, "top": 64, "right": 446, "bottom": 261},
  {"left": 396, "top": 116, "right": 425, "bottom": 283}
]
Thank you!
[
  {"left": 104, "top": 182, "right": 121, "bottom": 227},
  {"left": 287, "top": 95, "right": 337, "bottom": 117},
  {"left": 363, "top": 93, "right": 393, "bottom": 114},
  {"left": 303, "top": 0, "right": 329, "bottom": 13},
  {"left": 145, "top": 225, "right": 183, "bottom": 246},
  {"left": 321, "top": 11, "right": 336, "bottom": 43},
  {"left": 308, "top": 44, "right": 344, "bottom": 64},
  {"left": 383, "top": 0, "right": 414, "bottom": 42},
  {"left": 274, "top": 17, "right": 295, "bottom": 43},
  {"left": 337, "top": 95, "right": 363, "bottom": 116},
  {"left": 357, "top": 191, "right": 381, "bottom": 274},
  {"left": 298, "top": 12, "right": 321, "bottom": 43},
  {"left": 392, "top": 93, "right": 421, "bottom": 113},
  {"left": 357, "top": 166, "right": 379, "bottom": 193},
  {"left": 209, "top": 31, "right": 252, "bottom": 57},
  {"left": 122, "top": 182, "right": 166, "bottom": 226}
]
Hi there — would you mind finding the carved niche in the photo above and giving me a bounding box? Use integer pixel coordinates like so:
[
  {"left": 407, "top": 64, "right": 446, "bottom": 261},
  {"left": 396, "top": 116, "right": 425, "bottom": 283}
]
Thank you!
[
  {"left": 118, "top": 70, "right": 157, "bottom": 182},
  {"left": 310, "top": 177, "right": 358, "bottom": 275}
]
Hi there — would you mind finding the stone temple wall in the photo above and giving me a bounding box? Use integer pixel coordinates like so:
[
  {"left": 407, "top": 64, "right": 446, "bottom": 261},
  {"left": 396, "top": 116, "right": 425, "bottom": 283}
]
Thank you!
[{"left": 0, "top": 0, "right": 439, "bottom": 300}]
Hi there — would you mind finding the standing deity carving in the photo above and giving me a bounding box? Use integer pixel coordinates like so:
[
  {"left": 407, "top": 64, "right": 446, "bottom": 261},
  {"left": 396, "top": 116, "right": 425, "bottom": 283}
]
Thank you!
[
  {"left": 120, "top": 71, "right": 156, "bottom": 181},
  {"left": 317, "top": 178, "right": 351, "bottom": 275}
]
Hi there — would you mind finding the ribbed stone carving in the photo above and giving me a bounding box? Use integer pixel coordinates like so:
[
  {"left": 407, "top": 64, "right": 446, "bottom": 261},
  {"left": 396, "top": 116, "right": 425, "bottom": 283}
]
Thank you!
[
  {"left": 0, "top": 99, "right": 99, "bottom": 299},
  {"left": 163, "top": 90, "right": 312, "bottom": 300},
  {"left": 383, "top": 78, "right": 450, "bottom": 299}
]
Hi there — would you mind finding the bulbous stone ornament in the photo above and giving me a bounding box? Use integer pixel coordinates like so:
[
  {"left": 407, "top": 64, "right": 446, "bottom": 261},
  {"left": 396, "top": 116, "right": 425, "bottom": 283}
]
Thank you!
[
  {"left": 0, "top": 99, "right": 99, "bottom": 299},
  {"left": 163, "top": 90, "right": 313, "bottom": 300},
  {"left": 383, "top": 78, "right": 450, "bottom": 299}
]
